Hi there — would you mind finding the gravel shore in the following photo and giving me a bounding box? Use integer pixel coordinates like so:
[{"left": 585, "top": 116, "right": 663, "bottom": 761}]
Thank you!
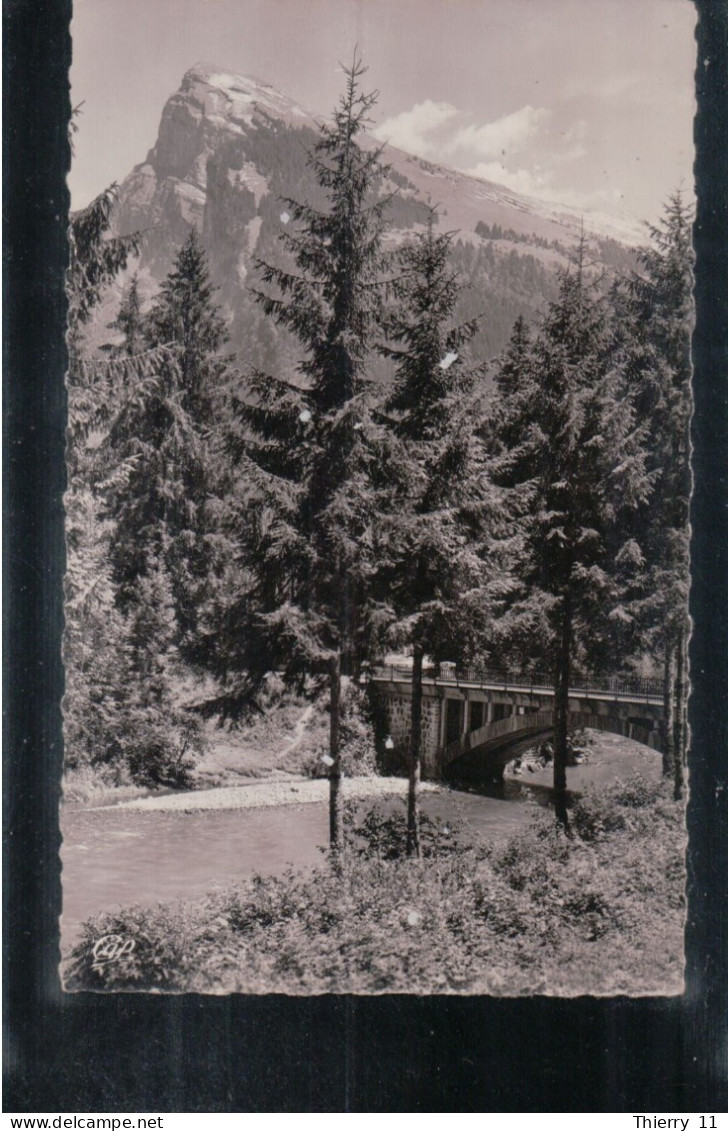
[
  {"left": 91, "top": 732, "right": 660, "bottom": 815},
  {"left": 98, "top": 776, "right": 444, "bottom": 813}
]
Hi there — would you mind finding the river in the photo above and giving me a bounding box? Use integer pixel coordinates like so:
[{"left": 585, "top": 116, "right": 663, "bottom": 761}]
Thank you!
[{"left": 59, "top": 786, "right": 534, "bottom": 948}]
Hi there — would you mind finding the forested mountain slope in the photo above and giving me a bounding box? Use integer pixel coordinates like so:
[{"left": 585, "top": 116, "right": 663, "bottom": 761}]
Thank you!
[{"left": 97, "top": 63, "right": 640, "bottom": 366}]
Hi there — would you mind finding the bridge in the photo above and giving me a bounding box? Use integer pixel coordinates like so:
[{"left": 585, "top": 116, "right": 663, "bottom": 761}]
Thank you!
[{"left": 369, "top": 663, "right": 663, "bottom": 782}]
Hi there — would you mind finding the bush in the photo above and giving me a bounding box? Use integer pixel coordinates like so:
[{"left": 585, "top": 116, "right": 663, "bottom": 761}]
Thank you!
[
  {"left": 64, "top": 904, "right": 199, "bottom": 991},
  {"left": 612, "top": 772, "right": 663, "bottom": 808},
  {"left": 64, "top": 526, "right": 205, "bottom": 791},
  {"left": 344, "top": 801, "right": 467, "bottom": 860},
  {"left": 62, "top": 764, "right": 166, "bottom": 807},
  {"left": 570, "top": 790, "right": 627, "bottom": 841},
  {"left": 570, "top": 772, "right": 665, "bottom": 842},
  {"left": 303, "top": 682, "right": 378, "bottom": 778},
  {"left": 123, "top": 713, "right": 202, "bottom": 788},
  {"left": 493, "top": 817, "right": 571, "bottom": 890}
]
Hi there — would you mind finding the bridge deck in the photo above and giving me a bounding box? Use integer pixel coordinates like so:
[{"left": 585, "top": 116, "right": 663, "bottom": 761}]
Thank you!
[{"left": 370, "top": 664, "right": 663, "bottom": 707}]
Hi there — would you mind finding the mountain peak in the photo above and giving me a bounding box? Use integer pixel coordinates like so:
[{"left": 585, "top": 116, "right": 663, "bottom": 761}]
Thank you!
[
  {"left": 178, "top": 62, "right": 316, "bottom": 128},
  {"left": 184, "top": 62, "right": 276, "bottom": 97}
]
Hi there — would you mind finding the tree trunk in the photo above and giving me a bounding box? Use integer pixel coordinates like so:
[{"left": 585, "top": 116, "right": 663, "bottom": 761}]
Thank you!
[
  {"left": 407, "top": 644, "right": 423, "bottom": 858},
  {"left": 329, "top": 651, "right": 344, "bottom": 851},
  {"left": 553, "top": 589, "right": 572, "bottom": 828},
  {"left": 673, "top": 625, "right": 687, "bottom": 801},
  {"left": 661, "top": 640, "right": 676, "bottom": 777}
]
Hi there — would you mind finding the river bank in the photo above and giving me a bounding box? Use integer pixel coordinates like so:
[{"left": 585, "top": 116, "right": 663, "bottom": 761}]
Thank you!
[
  {"left": 72, "top": 724, "right": 662, "bottom": 814},
  {"left": 95, "top": 774, "right": 444, "bottom": 814}
]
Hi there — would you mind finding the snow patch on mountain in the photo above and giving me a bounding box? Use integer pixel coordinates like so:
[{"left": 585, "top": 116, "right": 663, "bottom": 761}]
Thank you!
[
  {"left": 187, "top": 64, "right": 317, "bottom": 129},
  {"left": 526, "top": 196, "right": 646, "bottom": 247},
  {"left": 207, "top": 72, "right": 257, "bottom": 98},
  {"left": 247, "top": 215, "right": 262, "bottom": 255},
  {"left": 227, "top": 162, "right": 268, "bottom": 207}
]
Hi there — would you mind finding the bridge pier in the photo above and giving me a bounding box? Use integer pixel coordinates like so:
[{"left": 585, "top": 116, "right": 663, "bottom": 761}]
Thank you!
[{"left": 438, "top": 695, "right": 447, "bottom": 750}]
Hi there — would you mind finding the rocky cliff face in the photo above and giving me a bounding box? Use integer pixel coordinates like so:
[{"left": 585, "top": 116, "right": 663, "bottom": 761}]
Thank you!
[
  {"left": 110, "top": 63, "right": 639, "bottom": 362},
  {"left": 117, "top": 66, "right": 316, "bottom": 273}
]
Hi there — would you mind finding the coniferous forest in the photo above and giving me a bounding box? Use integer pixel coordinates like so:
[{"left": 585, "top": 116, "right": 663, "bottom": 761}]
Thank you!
[{"left": 63, "top": 60, "right": 692, "bottom": 995}]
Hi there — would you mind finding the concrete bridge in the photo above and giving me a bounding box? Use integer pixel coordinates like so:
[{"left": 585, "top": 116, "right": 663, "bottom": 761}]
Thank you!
[{"left": 370, "top": 663, "right": 663, "bottom": 782}]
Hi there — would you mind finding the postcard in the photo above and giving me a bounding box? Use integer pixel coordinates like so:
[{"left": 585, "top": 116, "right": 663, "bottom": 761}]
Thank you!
[{"left": 59, "top": 0, "right": 696, "bottom": 999}]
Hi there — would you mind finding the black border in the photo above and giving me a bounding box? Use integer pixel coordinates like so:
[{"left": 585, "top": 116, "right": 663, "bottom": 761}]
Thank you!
[{"left": 4, "top": 0, "right": 727, "bottom": 1112}]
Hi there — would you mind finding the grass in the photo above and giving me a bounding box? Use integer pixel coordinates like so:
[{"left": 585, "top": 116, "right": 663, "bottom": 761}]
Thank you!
[
  {"left": 63, "top": 772, "right": 685, "bottom": 996},
  {"left": 191, "top": 697, "right": 328, "bottom": 786},
  {"left": 62, "top": 763, "right": 158, "bottom": 807}
]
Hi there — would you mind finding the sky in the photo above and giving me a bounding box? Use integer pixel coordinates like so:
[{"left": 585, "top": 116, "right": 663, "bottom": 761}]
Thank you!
[{"left": 69, "top": 0, "right": 697, "bottom": 224}]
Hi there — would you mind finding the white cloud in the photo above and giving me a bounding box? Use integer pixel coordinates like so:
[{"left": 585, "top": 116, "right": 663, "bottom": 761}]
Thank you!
[
  {"left": 373, "top": 100, "right": 459, "bottom": 158},
  {"left": 469, "top": 160, "right": 553, "bottom": 197},
  {"left": 374, "top": 98, "right": 641, "bottom": 228},
  {"left": 562, "top": 119, "right": 587, "bottom": 144},
  {"left": 448, "top": 104, "right": 550, "bottom": 161},
  {"left": 553, "top": 120, "right": 587, "bottom": 163},
  {"left": 556, "top": 144, "right": 588, "bottom": 164},
  {"left": 468, "top": 161, "right": 647, "bottom": 239},
  {"left": 375, "top": 101, "right": 560, "bottom": 173}
]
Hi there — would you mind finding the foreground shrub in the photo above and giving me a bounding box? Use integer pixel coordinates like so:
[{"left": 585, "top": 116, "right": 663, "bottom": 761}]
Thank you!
[
  {"left": 123, "top": 715, "right": 201, "bottom": 789},
  {"left": 64, "top": 903, "right": 204, "bottom": 991},
  {"left": 570, "top": 772, "right": 666, "bottom": 842},
  {"left": 344, "top": 801, "right": 467, "bottom": 860},
  {"left": 303, "top": 683, "right": 378, "bottom": 778}
]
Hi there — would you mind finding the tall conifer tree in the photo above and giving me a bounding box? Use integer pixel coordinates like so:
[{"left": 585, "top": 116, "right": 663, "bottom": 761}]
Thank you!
[
  {"left": 622, "top": 193, "right": 694, "bottom": 796},
  {"left": 65, "top": 187, "right": 147, "bottom": 777},
  {"left": 222, "top": 57, "right": 390, "bottom": 848},
  {"left": 107, "top": 230, "right": 231, "bottom": 664},
  {"left": 376, "top": 216, "right": 487, "bottom": 855},
  {"left": 500, "top": 245, "right": 651, "bottom": 824},
  {"left": 65, "top": 186, "right": 201, "bottom": 784},
  {"left": 486, "top": 316, "right": 553, "bottom": 674}
]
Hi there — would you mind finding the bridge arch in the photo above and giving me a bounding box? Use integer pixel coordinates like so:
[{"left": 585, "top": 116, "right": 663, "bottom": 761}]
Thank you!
[{"left": 438, "top": 711, "right": 658, "bottom": 783}]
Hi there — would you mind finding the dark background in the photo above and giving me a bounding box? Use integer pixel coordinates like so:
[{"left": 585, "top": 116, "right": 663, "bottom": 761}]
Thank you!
[{"left": 4, "top": 0, "right": 727, "bottom": 1112}]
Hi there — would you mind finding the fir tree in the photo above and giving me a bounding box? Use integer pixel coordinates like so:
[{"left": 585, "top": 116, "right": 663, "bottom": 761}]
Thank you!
[
  {"left": 66, "top": 185, "right": 145, "bottom": 487},
  {"left": 65, "top": 185, "right": 200, "bottom": 786},
  {"left": 122, "top": 556, "right": 203, "bottom": 786},
  {"left": 376, "top": 215, "right": 488, "bottom": 855},
  {"left": 63, "top": 488, "right": 137, "bottom": 775},
  {"left": 623, "top": 193, "right": 694, "bottom": 796},
  {"left": 221, "top": 56, "right": 390, "bottom": 848},
  {"left": 107, "top": 230, "right": 231, "bottom": 664},
  {"left": 106, "top": 272, "right": 144, "bottom": 361},
  {"left": 67, "top": 185, "right": 142, "bottom": 336},
  {"left": 501, "top": 245, "right": 651, "bottom": 825},
  {"left": 64, "top": 186, "right": 146, "bottom": 779},
  {"left": 486, "top": 316, "right": 552, "bottom": 675},
  {"left": 145, "top": 231, "right": 229, "bottom": 427},
  {"left": 492, "top": 314, "right": 535, "bottom": 474}
]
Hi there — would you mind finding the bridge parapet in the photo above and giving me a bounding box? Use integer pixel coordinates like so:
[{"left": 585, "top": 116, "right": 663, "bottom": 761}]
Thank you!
[
  {"left": 439, "top": 710, "right": 555, "bottom": 766},
  {"left": 370, "top": 664, "right": 662, "bottom": 705}
]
